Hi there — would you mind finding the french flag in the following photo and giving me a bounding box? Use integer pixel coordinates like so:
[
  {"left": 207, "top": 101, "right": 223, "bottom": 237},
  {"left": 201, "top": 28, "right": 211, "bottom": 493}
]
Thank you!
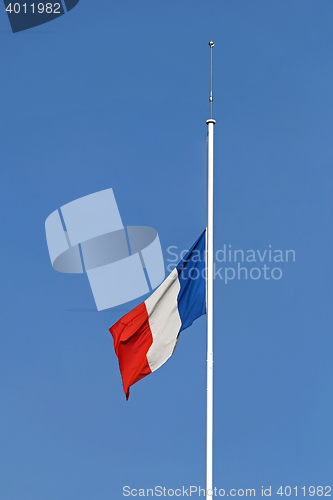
[{"left": 110, "top": 230, "right": 206, "bottom": 399}]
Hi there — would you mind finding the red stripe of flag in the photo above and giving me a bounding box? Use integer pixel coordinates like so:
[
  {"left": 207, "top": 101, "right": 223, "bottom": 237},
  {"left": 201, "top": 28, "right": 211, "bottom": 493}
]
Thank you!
[{"left": 110, "top": 302, "right": 153, "bottom": 400}]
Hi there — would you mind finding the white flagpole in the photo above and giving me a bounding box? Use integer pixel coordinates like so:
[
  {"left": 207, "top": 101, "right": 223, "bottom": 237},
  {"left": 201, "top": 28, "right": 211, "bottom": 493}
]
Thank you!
[{"left": 206, "top": 39, "right": 215, "bottom": 500}]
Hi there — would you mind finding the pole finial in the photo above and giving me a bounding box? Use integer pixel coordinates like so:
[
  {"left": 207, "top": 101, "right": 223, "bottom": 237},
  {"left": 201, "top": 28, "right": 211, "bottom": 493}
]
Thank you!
[{"left": 209, "top": 40, "right": 214, "bottom": 119}]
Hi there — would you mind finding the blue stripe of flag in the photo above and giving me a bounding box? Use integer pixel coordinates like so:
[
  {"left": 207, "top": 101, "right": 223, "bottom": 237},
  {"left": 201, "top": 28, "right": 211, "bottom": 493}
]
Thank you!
[{"left": 176, "top": 230, "right": 207, "bottom": 332}]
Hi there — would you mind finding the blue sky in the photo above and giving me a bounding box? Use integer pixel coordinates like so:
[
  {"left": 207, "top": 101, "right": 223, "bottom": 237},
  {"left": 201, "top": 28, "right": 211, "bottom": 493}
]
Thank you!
[{"left": 1, "top": 1, "right": 333, "bottom": 498}]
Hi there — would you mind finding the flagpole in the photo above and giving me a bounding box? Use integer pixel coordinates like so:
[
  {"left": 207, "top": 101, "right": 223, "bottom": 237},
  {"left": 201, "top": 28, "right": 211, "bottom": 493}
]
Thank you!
[{"left": 206, "top": 39, "right": 215, "bottom": 500}]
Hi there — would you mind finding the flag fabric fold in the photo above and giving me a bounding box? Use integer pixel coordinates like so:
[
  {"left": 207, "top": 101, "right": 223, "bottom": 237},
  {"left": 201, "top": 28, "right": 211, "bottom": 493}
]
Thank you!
[{"left": 110, "top": 230, "right": 206, "bottom": 399}]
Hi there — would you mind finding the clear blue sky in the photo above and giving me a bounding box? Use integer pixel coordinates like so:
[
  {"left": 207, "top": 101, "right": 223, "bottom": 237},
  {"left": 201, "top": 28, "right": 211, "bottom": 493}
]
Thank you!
[{"left": 1, "top": 1, "right": 333, "bottom": 498}]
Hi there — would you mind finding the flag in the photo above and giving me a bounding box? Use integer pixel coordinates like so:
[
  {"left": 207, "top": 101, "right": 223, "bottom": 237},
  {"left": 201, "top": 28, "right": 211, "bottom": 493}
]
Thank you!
[{"left": 109, "top": 230, "right": 206, "bottom": 399}]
